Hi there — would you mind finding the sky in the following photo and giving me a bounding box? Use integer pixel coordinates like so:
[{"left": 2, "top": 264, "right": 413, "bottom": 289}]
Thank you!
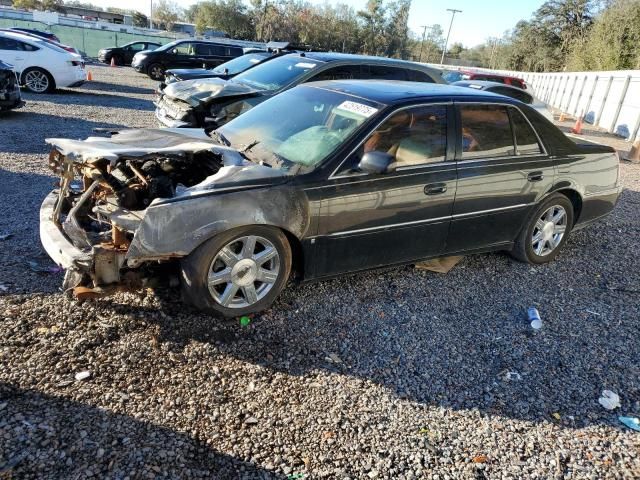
[{"left": 102, "top": 0, "right": 544, "bottom": 47}]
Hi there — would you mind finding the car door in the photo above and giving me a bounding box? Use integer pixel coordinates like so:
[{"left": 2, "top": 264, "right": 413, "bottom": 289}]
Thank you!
[
  {"left": 311, "top": 103, "right": 457, "bottom": 277},
  {"left": 446, "top": 102, "right": 555, "bottom": 253}
]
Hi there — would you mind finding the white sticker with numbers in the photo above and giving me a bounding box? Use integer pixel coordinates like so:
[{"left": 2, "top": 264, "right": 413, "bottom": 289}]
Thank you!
[{"left": 336, "top": 100, "right": 378, "bottom": 118}]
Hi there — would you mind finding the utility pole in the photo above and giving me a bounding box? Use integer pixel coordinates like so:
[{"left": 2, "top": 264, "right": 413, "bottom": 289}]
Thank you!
[
  {"left": 149, "top": 0, "right": 153, "bottom": 29},
  {"left": 440, "top": 8, "right": 462, "bottom": 65},
  {"left": 418, "top": 25, "right": 428, "bottom": 62}
]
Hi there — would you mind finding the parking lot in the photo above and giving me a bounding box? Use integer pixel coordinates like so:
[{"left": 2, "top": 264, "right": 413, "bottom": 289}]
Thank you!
[{"left": 0, "top": 65, "right": 639, "bottom": 479}]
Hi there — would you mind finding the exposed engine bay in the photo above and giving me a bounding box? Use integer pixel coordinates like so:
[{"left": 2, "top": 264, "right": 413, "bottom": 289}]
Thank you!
[{"left": 42, "top": 128, "right": 287, "bottom": 297}]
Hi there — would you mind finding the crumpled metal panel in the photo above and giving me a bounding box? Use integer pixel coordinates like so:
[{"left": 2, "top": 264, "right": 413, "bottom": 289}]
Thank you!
[
  {"left": 44, "top": 128, "right": 244, "bottom": 166},
  {"left": 125, "top": 185, "right": 310, "bottom": 264}
]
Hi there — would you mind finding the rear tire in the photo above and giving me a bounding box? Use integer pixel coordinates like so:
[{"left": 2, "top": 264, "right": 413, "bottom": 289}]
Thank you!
[
  {"left": 181, "top": 226, "right": 292, "bottom": 317},
  {"left": 147, "top": 63, "right": 165, "bottom": 80},
  {"left": 511, "top": 193, "right": 574, "bottom": 264},
  {"left": 112, "top": 54, "right": 124, "bottom": 66},
  {"left": 22, "top": 67, "right": 55, "bottom": 93}
]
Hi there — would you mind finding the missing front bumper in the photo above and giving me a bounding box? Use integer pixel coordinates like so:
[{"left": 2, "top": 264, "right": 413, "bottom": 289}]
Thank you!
[{"left": 40, "top": 190, "right": 129, "bottom": 291}]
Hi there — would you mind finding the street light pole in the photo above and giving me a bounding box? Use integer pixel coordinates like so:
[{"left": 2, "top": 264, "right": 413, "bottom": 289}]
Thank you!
[
  {"left": 149, "top": 0, "right": 153, "bottom": 29},
  {"left": 440, "top": 8, "right": 462, "bottom": 65},
  {"left": 418, "top": 25, "right": 428, "bottom": 62}
]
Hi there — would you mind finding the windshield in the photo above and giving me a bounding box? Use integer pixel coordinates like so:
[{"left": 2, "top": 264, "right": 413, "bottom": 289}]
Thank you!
[
  {"left": 218, "top": 85, "right": 381, "bottom": 170},
  {"left": 232, "top": 55, "right": 321, "bottom": 91},
  {"left": 211, "top": 52, "right": 270, "bottom": 75}
]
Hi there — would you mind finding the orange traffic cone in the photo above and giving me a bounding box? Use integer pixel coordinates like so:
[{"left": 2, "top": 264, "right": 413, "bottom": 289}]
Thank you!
[
  {"left": 571, "top": 113, "right": 584, "bottom": 134},
  {"left": 625, "top": 140, "right": 640, "bottom": 162},
  {"left": 110, "top": 57, "right": 116, "bottom": 67},
  {"left": 87, "top": 70, "right": 93, "bottom": 81}
]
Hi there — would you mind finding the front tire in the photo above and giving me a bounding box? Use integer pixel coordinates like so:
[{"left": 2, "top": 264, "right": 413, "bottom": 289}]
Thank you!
[
  {"left": 147, "top": 63, "right": 165, "bottom": 80},
  {"left": 511, "top": 193, "right": 574, "bottom": 264},
  {"left": 181, "top": 226, "right": 292, "bottom": 317},
  {"left": 22, "top": 68, "right": 55, "bottom": 93}
]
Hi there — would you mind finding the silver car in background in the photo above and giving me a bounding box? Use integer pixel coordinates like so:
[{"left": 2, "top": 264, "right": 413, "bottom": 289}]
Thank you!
[{"left": 452, "top": 80, "right": 554, "bottom": 122}]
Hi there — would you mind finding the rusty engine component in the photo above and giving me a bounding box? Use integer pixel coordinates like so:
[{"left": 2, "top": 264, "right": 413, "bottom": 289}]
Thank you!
[{"left": 46, "top": 142, "right": 224, "bottom": 295}]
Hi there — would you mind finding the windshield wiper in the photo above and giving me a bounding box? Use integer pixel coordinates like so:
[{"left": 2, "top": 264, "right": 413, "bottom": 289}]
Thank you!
[{"left": 209, "top": 130, "right": 230, "bottom": 146}]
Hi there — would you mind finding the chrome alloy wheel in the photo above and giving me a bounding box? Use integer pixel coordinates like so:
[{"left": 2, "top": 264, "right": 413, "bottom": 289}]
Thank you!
[
  {"left": 531, "top": 205, "right": 567, "bottom": 256},
  {"left": 207, "top": 235, "right": 280, "bottom": 308},
  {"left": 24, "top": 70, "right": 49, "bottom": 93}
]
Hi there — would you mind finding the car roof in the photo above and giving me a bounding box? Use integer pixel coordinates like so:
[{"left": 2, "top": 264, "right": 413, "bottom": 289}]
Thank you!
[
  {"left": 308, "top": 79, "right": 508, "bottom": 104},
  {"left": 0, "top": 30, "right": 41, "bottom": 43},
  {"left": 175, "top": 39, "right": 243, "bottom": 46},
  {"left": 453, "top": 80, "right": 528, "bottom": 93},
  {"left": 303, "top": 51, "right": 438, "bottom": 70}
]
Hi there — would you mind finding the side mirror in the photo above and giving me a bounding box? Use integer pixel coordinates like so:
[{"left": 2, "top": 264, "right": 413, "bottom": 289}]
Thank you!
[{"left": 357, "top": 151, "right": 395, "bottom": 174}]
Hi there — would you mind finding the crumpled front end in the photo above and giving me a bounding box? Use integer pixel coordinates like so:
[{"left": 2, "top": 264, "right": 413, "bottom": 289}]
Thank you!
[
  {"left": 0, "top": 67, "right": 24, "bottom": 112},
  {"left": 39, "top": 128, "right": 285, "bottom": 297}
]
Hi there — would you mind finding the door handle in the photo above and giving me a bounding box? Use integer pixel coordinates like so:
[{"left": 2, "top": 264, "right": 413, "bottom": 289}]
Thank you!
[
  {"left": 424, "top": 183, "right": 447, "bottom": 195},
  {"left": 527, "top": 171, "right": 544, "bottom": 182}
]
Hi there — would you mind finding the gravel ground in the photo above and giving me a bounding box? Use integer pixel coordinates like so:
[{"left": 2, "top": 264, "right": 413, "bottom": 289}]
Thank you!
[{"left": 0, "top": 65, "right": 639, "bottom": 479}]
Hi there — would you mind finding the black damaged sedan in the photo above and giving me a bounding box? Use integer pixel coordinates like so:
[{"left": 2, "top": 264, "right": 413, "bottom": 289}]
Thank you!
[{"left": 41, "top": 81, "right": 621, "bottom": 317}]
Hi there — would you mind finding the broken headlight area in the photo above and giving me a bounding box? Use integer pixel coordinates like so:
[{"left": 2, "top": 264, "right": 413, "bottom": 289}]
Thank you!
[{"left": 45, "top": 140, "right": 223, "bottom": 295}]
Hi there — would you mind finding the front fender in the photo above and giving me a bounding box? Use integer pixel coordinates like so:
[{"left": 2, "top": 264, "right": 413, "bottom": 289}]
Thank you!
[{"left": 125, "top": 186, "right": 310, "bottom": 265}]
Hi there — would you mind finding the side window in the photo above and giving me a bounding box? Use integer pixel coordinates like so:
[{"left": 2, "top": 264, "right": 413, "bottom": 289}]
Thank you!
[
  {"left": 357, "top": 105, "right": 447, "bottom": 169},
  {"left": 406, "top": 69, "right": 435, "bottom": 83},
  {"left": 129, "top": 43, "right": 146, "bottom": 52},
  {"left": 309, "top": 65, "right": 360, "bottom": 81},
  {"left": 460, "top": 105, "right": 514, "bottom": 159},
  {"left": 174, "top": 42, "right": 196, "bottom": 55},
  {"left": 195, "top": 44, "right": 212, "bottom": 55},
  {"left": 209, "top": 45, "right": 226, "bottom": 56},
  {"left": 510, "top": 108, "right": 543, "bottom": 156},
  {"left": 227, "top": 47, "right": 242, "bottom": 56},
  {"left": 0, "top": 38, "right": 30, "bottom": 51},
  {"left": 366, "top": 65, "right": 407, "bottom": 81}
]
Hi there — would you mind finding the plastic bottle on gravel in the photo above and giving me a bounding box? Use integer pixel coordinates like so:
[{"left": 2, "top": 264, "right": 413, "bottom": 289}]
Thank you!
[{"left": 528, "top": 307, "right": 542, "bottom": 330}]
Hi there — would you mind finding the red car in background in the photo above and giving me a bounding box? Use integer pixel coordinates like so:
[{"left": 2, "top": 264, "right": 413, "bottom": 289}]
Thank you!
[{"left": 443, "top": 69, "right": 527, "bottom": 89}]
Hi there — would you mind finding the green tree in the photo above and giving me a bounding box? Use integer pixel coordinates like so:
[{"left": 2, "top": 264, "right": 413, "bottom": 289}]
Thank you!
[
  {"left": 153, "top": 0, "right": 181, "bottom": 31},
  {"left": 569, "top": 0, "right": 640, "bottom": 70},
  {"left": 12, "top": 0, "right": 42, "bottom": 10}
]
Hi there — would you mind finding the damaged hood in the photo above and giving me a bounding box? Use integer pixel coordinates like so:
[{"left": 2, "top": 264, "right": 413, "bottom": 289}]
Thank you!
[
  {"left": 45, "top": 128, "right": 290, "bottom": 195},
  {"left": 46, "top": 128, "right": 228, "bottom": 164},
  {"left": 162, "top": 78, "right": 262, "bottom": 107}
]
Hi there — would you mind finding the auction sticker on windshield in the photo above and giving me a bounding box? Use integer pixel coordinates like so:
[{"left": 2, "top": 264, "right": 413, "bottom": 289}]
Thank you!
[
  {"left": 336, "top": 101, "right": 378, "bottom": 118},
  {"left": 295, "top": 62, "right": 317, "bottom": 69}
]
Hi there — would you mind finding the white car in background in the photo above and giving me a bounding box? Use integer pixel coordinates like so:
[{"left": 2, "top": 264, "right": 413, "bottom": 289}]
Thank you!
[{"left": 0, "top": 31, "right": 86, "bottom": 93}]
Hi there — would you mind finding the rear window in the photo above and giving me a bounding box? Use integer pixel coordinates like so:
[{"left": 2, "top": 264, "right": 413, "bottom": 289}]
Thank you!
[
  {"left": 490, "top": 86, "right": 533, "bottom": 104},
  {"left": 406, "top": 69, "right": 435, "bottom": 83},
  {"left": 365, "top": 65, "right": 408, "bottom": 81}
]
